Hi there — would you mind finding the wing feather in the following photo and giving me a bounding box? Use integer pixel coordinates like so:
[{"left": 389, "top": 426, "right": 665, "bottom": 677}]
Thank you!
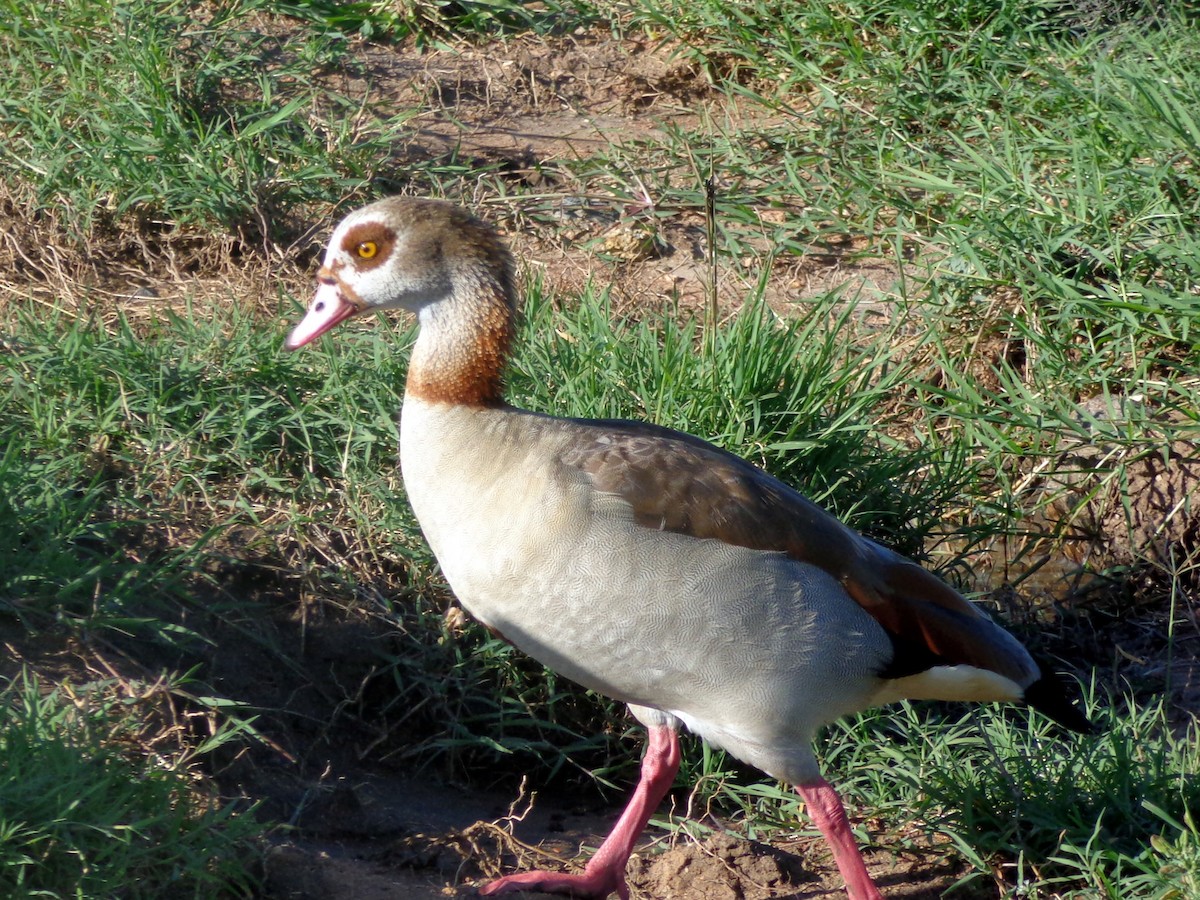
[{"left": 560, "top": 418, "right": 1037, "bottom": 686}]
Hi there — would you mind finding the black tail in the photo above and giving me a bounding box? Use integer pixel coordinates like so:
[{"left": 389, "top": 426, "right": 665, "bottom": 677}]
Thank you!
[{"left": 1024, "top": 665, "right": 1096, "bottom": 734}]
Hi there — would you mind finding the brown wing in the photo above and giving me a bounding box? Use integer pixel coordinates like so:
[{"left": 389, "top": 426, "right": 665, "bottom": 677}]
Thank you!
[{"left": 560, "top": 418, "right": 1036, "bottom": 686}]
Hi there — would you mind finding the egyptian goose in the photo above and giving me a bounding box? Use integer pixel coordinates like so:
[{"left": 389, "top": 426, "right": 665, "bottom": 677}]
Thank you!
[{"left": 286, "top": 197, "right": 1090, "bottom": 900}]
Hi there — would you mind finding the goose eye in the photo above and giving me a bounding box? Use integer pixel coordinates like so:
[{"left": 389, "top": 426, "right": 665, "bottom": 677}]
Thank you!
[{"left": 357, "top": 241, "right": 378, "bottom": 259}]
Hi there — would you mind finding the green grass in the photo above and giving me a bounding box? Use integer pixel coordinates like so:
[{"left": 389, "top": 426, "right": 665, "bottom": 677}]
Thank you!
[
  {"left": 661, "top": 687, "right": 1200, "bottom": 899},
  {"left": 277, "top": 0, "right": 602, "bottom": 43},
  {"left": 850, "top": 693, "right": 1200, "bottom": 899},
  {"left": 0, "top": 671, "right": 260, "bottom": 899},
  {"left": 0, "top": 0, "right": 419, "bottom": 244},
  {"left": 0, "top": 302, "right": 402, "bottom": 625},
  {"left": 0, "top": 0, "right": 604, "bottom": 248},
  {"left": 586, "top": 0, "right": 1200, "bottom": 559},
  {"left": 624, "top": 0, "right": 1200, "bottom": 357}
]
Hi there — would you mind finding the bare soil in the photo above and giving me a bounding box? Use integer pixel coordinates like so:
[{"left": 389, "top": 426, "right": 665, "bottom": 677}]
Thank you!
[
  {"left": 255, "top": 769, "right": 985, "bottom": 900},
  {"left": 5, "top": 21, "right": 1198, "bottom": 900},
  {"left": 376, "top": 30, "right": 904, "bottom": 321}
]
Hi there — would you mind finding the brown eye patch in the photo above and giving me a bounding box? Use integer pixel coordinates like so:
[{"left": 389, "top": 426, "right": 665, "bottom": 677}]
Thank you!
[{"left": 340, "top": 222, "right": 396, "bottom": 271}]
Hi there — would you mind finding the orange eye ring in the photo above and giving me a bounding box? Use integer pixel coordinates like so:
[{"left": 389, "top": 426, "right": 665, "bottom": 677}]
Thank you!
[{"left": 357, "top": 241, "right": 378, "bottom": 259}]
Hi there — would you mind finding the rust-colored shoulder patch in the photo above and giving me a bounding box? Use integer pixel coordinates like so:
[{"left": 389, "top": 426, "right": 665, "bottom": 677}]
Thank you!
[{"left": 340, "top": 221, "right": 397, "bottom": 272}]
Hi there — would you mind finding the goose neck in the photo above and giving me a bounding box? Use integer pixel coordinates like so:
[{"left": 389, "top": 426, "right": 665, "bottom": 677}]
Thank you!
[{"left": 405, "top": 271, "right": 515, "bottom": 407}]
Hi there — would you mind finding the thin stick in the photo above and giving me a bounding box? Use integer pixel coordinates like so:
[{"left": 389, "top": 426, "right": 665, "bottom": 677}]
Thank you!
[{"left": 704, "top": 173, "right": 718, "bottom": 337}]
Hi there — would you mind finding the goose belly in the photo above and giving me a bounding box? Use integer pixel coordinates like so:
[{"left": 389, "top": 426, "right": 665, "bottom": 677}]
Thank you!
[{"left": 399, "top": 400, "right": 893, "bottom": 745}]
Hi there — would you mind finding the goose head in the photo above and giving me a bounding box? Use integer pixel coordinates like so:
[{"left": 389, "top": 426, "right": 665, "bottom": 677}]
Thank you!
[
  {"left": 286, "top": 197, "right": 518, "bottom": 406},
  {"left": 285, "top": 197, "right": 515, "bottom": 351}
]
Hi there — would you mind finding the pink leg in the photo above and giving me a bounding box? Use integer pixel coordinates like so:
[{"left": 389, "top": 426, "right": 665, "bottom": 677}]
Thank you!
[
  {"left": 479, "top": 725, "right": 681, "bottom": 899},
  {"left": 796, "top": 777, "right": 885, "bottom": 900}
]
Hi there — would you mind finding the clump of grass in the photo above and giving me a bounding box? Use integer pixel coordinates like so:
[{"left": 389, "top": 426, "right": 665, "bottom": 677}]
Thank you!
[
  {"left": 0, "top": 0, "right": 414, "bottom": 255},
  {"left": 0, "top": 0, "right": 603, "bottom": 268},
  {"left": 0, "top": 298, "right": 425, "bottom": 630},
  {"left": 869, "top": 694, "right": 1200, "bottom": 898},
  {"left": 277, "top": 0, "right": 601, "bottom": 43},
  {"left": 656, "top": 687, "right": 1199, "bottom": 899},
  {"left": 0, "top": 671, "right": 260, "bottom": 899}
]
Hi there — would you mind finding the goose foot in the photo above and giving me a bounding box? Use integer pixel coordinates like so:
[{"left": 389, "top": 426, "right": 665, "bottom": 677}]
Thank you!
[
  {"left": 478, "top": 866, "right": 625, "bottom": 898},
  {"left": 478, "top": 725, "right": 680, "bottom": 900}
]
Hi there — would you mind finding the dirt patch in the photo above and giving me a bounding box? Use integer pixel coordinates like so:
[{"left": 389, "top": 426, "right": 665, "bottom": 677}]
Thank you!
[
  {"left": 631, "top": 832, "right": 981, "bottom": 900},
  {"left": 340, "top": 29, "right": 916, "bottom": 321},
  {"left": 1047, "top": 437, "right": 1200, "bottom": 572},
  {"left": 252, "top": 765, "right": 983, "bottom": 900}
]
